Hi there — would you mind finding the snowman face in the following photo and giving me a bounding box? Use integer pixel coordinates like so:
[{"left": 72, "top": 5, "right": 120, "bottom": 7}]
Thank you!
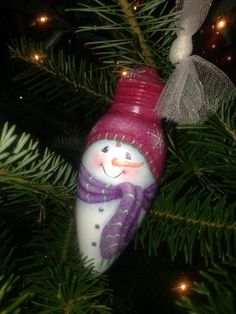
[{"left": 82, "top": 140, "right": 155, "bottom": 188}]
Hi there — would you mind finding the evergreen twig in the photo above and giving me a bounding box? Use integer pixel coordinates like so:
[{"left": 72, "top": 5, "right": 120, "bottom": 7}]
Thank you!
[
  {"left": 118, "top": 0, "right": 156, "bottom": 67},
  {"left": 177, "top": 258, "right": 236, "bottom": 314},
  {"left": 0, "top": 122, "right": 77, "bottom": 211},
  {"left": 153, "top": 211, "right": 236, "bottom": 232},
  {"left": 9, "top": 39, "right": 113, "bottom": 111}
]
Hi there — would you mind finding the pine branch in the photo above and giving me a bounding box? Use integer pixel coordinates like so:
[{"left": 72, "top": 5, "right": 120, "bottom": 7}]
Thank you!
[
  {"left": 9, "top": 39, "right": 113, "bottom": 112},
  {"left": 177, "top": 257, "right": 236, "bottom": 314},
  {"left": 0, "top": 222, "right": 31, "bottom": 313},
  {"left": 0, "top": 223, "right": 15, "bottom": 278},
  {"left": 0, "top": 122, "right": 77, "bottom": 212},
  {"left": 62, "top": 217, "right": 74, "bottom": 262},
  {"left": 153, "top": 211, "right": 236, "bottom": 232},
  {"left": 136, "top": 101, "right": 236, "bottom": 263},
  {"left": 217, "top": 100, "right": 236, "bottom": 142},
  {"left": 118, "top": 0, "right": 156, "bottom": 67},
  {"left": 67, "top": 0, "right": 178, "bottom": 75},
  {"left": 20, "top": 212, "right": 112, "bottom": 313},
  {"left": 0, "top": 275, "right": 31, "bottom": 314},
  {"left": 136, "top": 190, "right": 236, "bottom": 264}
]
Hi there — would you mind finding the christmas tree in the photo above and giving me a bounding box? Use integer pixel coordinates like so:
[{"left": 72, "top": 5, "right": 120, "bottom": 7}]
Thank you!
[{"left": 0, "top": 0, "right": 235, "bottom": 313}]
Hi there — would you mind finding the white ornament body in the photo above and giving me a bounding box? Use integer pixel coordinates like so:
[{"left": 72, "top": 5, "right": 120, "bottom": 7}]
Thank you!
[{"left": 76, "top": 139, "right": 155, "bottom": 273}]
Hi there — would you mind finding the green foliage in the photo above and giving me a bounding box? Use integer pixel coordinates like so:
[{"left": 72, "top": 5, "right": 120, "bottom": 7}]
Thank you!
[
  {"left": 20, "top": 213, "right": 112, "bottom": 313},
  {"left": 136, "top": 100, "right": 236, "bottom": 264},
  {"left": 0, "top": 222, "right": 31, "bottom": 314},
  {"left": 0, "top": 122, "right": 77, "bottom": 214},
  {"left": 177, "top": 258, "right": 236, "bottom": 314},
  {"left": 67, "top": 0, "right": 177, "bottom": 77},
  {"left": 9, "top": 39, "right": 114, "bottom": 112},
  {"left": 0, "top": 275, "right": 31, "bottom": 314},
  {"left": 0, "top": 223, "right": 15, "bottom": 278}
]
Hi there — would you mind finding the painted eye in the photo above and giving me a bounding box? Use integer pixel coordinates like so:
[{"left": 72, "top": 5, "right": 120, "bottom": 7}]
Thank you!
[
  {"left": 125, "top": 152, "right": 131, "bottom": 160},
  {"left": 101, "top": 146, "right": 109, "bottom": 153}
]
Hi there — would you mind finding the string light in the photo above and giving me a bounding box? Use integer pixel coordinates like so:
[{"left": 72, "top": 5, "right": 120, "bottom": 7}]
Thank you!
[
  {"left": 38, "top": 15, "right": 48, "bottom": 24},
  {"left": 173, "top": 279, "right": 192, "bottom": 295},
  {"left": 31, "top": 14, "right": 50, "bottom": 27},
  {"left": 132, "top": 0, "right": 144, "bottom": 12},
  {"left": 212, "top": 17, "right": 228, "bottom": 31},
  {"left": 34, "top": 54, "right": 40, "bottom": 61},
  {"left": 19, "top": 96, "right": 23, "bottom": 100},
  {"left": 216, "top": 18, "right": 227, "bottom": 30},
  {"left": 179, "top": 282, "right": 188, "bottom": 291},
  {"left": 115, "top": 65, "right": 130, "bottom": 79},
  {"left": 31, "top": 53, "right": 45, "bottom": 64}
]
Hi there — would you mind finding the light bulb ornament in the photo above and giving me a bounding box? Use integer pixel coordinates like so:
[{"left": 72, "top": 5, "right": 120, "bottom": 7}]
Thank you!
[
  {"left": 156, "top": 0, "right": 236, "bottom": 125},
  {"left": 77, "top": 67, "right": 166, "bottom": 273}
]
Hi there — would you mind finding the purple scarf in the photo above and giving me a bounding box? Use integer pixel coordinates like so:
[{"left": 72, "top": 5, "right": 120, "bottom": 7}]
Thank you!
[{"left": 77, "top": 165, "right": 157, "bottom": 259}]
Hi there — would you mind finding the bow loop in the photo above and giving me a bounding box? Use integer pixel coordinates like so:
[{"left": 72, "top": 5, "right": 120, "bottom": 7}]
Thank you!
[{"left": 156, "top": 0, "right": 236, "bottom": 125}]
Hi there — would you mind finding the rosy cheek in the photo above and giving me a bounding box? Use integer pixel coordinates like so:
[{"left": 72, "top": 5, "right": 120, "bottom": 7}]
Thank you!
[
  {"left": 91, "top": 154, "right": 107, "bottom": 168},
  {"left": 123, "top": 168, "right": 141, "bottom": 181}
]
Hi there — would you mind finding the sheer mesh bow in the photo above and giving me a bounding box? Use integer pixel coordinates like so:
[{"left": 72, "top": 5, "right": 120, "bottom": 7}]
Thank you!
[{"left": 156, "top": 0, "right": 236, "bottom": 125}]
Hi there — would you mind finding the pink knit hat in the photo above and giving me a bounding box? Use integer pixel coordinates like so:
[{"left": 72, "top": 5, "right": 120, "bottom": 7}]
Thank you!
[{"left": 86, "top": 67, "right": 166, "bottom": 179}]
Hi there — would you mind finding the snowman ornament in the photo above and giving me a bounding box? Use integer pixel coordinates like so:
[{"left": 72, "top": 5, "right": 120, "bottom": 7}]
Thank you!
[
  {"left": 76, "top": 67, "right": 166, "bottom": 273},
  {"left": 76, "top": 0, "right": 236, "bottom": 273}
]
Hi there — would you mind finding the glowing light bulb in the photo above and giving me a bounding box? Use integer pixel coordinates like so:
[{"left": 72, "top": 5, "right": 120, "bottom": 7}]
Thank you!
[
  {"left": 40, "top": 16, "right": 47, "bottom": 22},
  {"left": 37, "top": 15, "right": 49, "bottom": 24},
  {"left": 179, "top": 282, "right": 187, "bottom": 291},
  {"left": 31, "top": 53, "right": 44, "bottom": 64},
  {"left": 31, "top": 14, "right": 50, "bottom": 27},
  {"left": 19, "top": 96, "right": 23, "bottom": 100},
  {"left": 174, "top": 279, "right": 192, "bottom": 295},
  {"left": 34, "top": 54, "right": 40, "bottom": 61},
  {"left": 133, "top": 5, "right": 137, "bottom": 11},
  {"left": 216, "top": 18, "right": 227, "bottom": 30},
  {"left": 122, "top": 70, "right": 128, "bottom": 77}
]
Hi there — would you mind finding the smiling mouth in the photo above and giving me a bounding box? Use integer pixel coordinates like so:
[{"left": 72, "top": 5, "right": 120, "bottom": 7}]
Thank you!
[{"left": 101, "top": 165, "right": 124, "bottom": 178}]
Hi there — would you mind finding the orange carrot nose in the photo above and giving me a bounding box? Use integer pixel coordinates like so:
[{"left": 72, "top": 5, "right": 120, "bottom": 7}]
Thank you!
[{"left": 111, "top": 158, "right": 144, "bottom": 168}]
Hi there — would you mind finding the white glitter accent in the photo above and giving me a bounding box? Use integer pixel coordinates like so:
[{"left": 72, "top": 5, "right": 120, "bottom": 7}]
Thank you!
[
  {"left": 106, "top": 234, "right": 121, "bottom": 238},
  {"left": 110, "top": 222, "right": 123, "bottom": 227},
  {"left": 86, "top": 183, "right": 90, "bottom": 192},
  {"left": 124, "top": 193, "right": 135, "bottom": 199},
  {"left": 119, "top": 209, "right": 128, "bottom": 214}
]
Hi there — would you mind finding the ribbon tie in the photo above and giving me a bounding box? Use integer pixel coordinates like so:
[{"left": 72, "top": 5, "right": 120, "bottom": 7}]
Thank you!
[{"left": 156, "top": 0, "right": 236, "bottom": 125}]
